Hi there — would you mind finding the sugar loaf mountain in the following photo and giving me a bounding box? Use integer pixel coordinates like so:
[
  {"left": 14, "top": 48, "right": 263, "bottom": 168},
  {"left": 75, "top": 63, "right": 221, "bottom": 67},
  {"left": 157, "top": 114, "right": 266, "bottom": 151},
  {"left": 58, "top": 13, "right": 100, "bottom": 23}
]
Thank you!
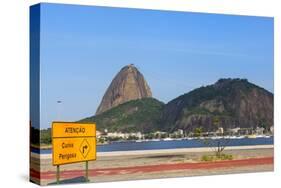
[{"left": 79, "top": 64, "right": 273, "bottom": 134}]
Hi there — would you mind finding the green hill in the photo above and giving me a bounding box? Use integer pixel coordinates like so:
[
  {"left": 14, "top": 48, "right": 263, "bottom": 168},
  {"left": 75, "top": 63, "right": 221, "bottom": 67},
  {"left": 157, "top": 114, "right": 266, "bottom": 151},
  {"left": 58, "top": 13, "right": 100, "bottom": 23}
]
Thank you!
[
  {"left": 79, "top": 98, "right": 164, "bottom": 133},
  {"left": 161, "top": 78, "right": 273, "bottom": 133}
]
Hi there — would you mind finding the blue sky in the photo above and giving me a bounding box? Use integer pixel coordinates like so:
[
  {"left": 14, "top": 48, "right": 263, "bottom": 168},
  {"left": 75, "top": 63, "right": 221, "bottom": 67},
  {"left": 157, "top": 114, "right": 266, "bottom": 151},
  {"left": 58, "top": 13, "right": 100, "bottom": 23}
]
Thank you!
[{"left": 37, "top": 3, "right": 273, "bottom": 129}]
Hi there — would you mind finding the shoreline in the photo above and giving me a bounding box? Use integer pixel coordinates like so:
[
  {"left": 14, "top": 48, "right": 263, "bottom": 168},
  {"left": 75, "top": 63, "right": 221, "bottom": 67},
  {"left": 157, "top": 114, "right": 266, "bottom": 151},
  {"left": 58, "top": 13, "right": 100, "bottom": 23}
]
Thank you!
[
  {"left": 31, "top": 144, "right": 273, "bottom": 159},
  {"left": 31, "top": 135, "right": 274, "bottom": 150}
]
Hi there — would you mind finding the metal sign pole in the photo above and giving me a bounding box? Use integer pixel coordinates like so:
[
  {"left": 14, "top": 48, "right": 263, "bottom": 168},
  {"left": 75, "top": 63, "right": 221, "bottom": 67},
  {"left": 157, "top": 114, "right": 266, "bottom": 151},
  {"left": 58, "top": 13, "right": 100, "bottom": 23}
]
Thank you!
[
  {"left": 56, "top": 165, "right": 60, "bottom": 184},
  {"left": 85, "top": 161, "right": 89, "bottom": 182}
]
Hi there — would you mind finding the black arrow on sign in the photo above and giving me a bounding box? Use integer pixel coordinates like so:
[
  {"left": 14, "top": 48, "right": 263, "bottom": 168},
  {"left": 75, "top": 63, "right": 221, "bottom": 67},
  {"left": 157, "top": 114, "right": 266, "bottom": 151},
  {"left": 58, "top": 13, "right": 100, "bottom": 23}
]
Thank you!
[{"left": 82, "top": 145, "right": 88, "bottom": 153}]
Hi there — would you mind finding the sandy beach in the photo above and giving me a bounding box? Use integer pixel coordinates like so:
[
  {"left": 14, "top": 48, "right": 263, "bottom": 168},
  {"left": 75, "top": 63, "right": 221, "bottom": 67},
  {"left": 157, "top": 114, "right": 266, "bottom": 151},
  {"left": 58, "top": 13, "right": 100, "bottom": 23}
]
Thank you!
[{"left": 30, "top": 145, "right": 273, "bottom": 185}]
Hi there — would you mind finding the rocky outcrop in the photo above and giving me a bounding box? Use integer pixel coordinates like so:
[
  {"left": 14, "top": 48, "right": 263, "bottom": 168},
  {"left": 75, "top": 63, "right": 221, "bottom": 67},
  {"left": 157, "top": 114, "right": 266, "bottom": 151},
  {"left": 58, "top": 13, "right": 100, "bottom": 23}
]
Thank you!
[
  {"left": 161, "top": 78, "right": 273, "bottom": 132},
  {"left": 96, "top": 64, "right": 152, "bottom": 115}
]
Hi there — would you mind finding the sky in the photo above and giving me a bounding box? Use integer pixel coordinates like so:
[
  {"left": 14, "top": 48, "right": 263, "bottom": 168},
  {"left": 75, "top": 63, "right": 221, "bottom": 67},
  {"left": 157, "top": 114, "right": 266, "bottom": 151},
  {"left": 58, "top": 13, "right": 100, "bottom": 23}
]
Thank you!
[{"left": 34, "top": 3, "right": 273, "bottom": 129}]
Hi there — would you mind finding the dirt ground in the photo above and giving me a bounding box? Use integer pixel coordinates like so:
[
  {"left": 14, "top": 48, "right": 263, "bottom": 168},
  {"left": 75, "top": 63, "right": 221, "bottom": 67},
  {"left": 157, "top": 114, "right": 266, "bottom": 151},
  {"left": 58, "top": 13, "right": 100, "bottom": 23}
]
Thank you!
[{"left": 30, "top": 147, "right": 274, "bottom": 185}]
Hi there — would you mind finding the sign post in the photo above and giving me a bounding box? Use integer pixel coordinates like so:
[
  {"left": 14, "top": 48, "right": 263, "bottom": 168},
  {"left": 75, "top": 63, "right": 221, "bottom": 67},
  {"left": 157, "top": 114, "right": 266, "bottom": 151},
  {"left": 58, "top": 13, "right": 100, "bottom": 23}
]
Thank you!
[
  {"left": 86, "top": 161, "right": 89, "bottom": 182},
  {"left": 52, "top": 122, "right": 96, "bottom": 183},
  {"left": 56, "top": 165, "right": 60, "bottom": 184}
]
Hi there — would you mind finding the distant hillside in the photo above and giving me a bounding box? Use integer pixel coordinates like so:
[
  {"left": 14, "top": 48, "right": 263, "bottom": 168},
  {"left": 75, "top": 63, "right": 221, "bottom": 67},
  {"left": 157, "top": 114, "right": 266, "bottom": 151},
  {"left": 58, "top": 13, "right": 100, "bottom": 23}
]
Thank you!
[
  {"left": 161, "top": 78, "right": 273, "bottom": 133},
  {"left": 79, "top": 78, "right": 273, "bottom": 134},
  {"left": 79, "top": 98, "right": 164, "bottom": 133}
]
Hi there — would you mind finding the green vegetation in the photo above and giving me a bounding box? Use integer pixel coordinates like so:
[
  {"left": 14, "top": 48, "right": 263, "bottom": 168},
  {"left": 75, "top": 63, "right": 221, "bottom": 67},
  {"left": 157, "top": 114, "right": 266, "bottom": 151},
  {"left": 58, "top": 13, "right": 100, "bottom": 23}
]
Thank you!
[
  {"left": 201, "top": 154, "right": 233, "bottom": 161},
  {"left": 79, "top": 98, "right": 164, "bottom": 133},
  {"left": 30, "top": 127, "right": 52, "bottom": 145},
  {"left": 40, "top": 128, "right": 51, "bottom": 144},
  {"left": 172, "top": 78, "right": 268, "bottom": 111},
  {"left": 194, "top": 127, "right": 203, "bottom": 137}
]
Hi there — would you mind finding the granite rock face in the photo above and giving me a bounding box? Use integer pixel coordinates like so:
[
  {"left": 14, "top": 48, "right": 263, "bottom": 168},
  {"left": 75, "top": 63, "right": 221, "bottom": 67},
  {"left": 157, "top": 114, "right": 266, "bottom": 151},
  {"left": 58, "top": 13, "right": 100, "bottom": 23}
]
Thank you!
[
  {"left": 96, "top": 64, "right": 152, "bottom": 115},
  {"left": 161, "top": 78, "right": 273, "bottom": 132}
]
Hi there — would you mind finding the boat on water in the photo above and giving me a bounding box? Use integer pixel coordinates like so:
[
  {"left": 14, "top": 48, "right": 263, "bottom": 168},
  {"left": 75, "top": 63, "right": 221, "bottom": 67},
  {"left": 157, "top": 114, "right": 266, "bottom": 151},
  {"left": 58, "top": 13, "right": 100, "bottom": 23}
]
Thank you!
[
  {"left": 235, "top": 135, "right": 245, "bottom": 139},
  {"left": 210, "top": 136, "right": 224, "bottom": 139},
  {"left": 210, "top": 136, "right": 219, "bottom": 140},
  {"left": 163, "top": 138, "right": 173, "bottom": 141},
  {"left": 247, "top": 134, "right": 257, "bottom": 139},
  {"left": 256, "top": 135, "right": 265, "bottom": 138},
  {"left": 151, "top": 138, "right": 161, "bottom": 142}
]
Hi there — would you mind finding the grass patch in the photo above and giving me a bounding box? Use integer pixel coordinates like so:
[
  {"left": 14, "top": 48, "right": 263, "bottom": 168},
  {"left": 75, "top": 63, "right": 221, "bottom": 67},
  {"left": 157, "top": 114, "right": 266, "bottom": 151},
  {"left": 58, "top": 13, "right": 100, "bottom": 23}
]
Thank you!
[{"left": 201, "top": 154, "right": 233, "bottom": 161}]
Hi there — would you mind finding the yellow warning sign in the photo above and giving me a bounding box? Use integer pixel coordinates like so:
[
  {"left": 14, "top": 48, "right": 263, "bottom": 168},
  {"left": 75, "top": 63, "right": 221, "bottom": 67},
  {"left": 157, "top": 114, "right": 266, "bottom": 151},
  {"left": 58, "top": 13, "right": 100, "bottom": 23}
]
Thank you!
[
  {"left": 52, "top": 122, "right": 96, "bottom": 138},
  {"left": 52, "top": 137, "right": 96, "bottom": 165},
  {"left": 52, "top": 122, "right": 96, "bottom": 166}
]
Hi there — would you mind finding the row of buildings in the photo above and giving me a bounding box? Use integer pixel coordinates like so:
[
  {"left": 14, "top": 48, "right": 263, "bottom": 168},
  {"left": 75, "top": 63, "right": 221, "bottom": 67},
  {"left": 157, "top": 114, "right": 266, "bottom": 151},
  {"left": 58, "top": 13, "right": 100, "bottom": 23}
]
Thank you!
[{"left": 96, "top": 126, "right": 274, "bottom": 141}]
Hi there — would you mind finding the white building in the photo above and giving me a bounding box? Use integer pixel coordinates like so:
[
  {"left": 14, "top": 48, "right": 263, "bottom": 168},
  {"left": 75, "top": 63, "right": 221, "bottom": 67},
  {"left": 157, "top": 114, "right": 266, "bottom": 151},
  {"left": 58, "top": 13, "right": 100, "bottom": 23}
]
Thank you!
[
  {"left": 216, "top": 127, "right": 224, "bottom": 134},
  {"left": 255, "top": 127, "right": 265, "bottom": 135},
  {"left": 107, "top": 132, "right": 126, "bottom": 138},
  {"left": 270, "top": 126, "right": 274, "bottom": 134},
  {"left": 106, "top": 132, "right": 143, "bottom": 139}
]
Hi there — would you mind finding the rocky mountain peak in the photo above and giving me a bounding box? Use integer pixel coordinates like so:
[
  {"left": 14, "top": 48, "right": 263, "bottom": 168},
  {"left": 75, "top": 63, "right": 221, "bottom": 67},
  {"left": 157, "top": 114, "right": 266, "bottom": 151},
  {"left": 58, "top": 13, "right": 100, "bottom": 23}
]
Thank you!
[{"left": 96, "top": 64, "right": 152, "bottom": 115}]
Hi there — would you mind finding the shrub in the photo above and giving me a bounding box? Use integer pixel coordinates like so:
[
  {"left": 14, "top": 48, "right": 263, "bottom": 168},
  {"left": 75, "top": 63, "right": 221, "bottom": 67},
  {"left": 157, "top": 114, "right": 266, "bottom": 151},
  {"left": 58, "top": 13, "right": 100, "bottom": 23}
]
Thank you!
[{"left": 201, "top": 154, "right": 233, "bottom": 161}]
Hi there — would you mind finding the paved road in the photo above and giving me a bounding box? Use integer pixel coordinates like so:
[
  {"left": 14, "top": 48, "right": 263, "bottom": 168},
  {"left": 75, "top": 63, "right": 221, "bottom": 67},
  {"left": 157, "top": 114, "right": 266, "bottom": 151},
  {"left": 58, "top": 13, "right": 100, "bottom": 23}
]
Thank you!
[{"left": 30, "top": 157, "right": 273, "bottom": 180}]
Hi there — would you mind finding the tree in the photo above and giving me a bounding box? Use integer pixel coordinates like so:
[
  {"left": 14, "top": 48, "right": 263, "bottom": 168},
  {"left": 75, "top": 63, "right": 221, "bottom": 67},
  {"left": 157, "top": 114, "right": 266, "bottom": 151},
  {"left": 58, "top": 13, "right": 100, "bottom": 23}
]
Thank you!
[
  {"left": 193, "top": 116, "right": 230, "bottom": 158},
  {"left": 194, "top": 127, "right": 203, "bottom": 137},
  {"left": 259, "top": 118, "right": 268, "bottom": 133},
  {"left": 206, "top": 116, "right": 230, "bottom": 157}
]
